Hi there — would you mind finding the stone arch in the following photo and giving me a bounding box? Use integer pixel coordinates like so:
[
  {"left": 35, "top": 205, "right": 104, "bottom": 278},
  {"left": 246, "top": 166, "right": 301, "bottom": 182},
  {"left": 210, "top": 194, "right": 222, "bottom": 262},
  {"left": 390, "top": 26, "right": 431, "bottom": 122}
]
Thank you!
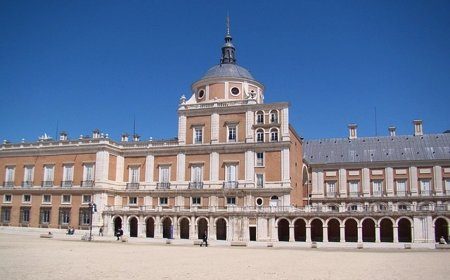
[
  {"left": 215, "top": 217, "right": 227, "bottom": 241},
  {"left": 161, "top": 216, "right": 173, "bottom": 239},
  {"left": 128, "top": 216, "right": 138, "bottom": 238},
  {"left": 277, "top": 218, "right": 290, "bottom": 242},
  {"left": 310, "top": 218, "right": 323, "bottom": 242},
  {"left": 361, "top": 217, "right": 376, "bottom": 242},
  {"left": 397, "top": 217, "right": 412, "bottom": 242},
  {"left": 327, "top": 218, "right": 341, "bottom": 242},
  {"left": 197, "top": 217, "right": 208, "bottom": 239},
  {"left": 293, "top": 218, "right": 306, "bottom": 242},
  {"left": 379, "top": 217, "right": 394, "bottom": 242},
  {"left": 434, "top": 217, "right": 449, "bottom": 243},
  {"left": 113, "top": 216, "right": 122, "bottom": 235},
  {"left": 178, "top": 217, "right": 190, "bottom": 239},
  {"left": 145, "top": 216, "right": 155, "bottom": 238},
  {"left": 344, "top": 218, "right": 358, "bottom": 242}
]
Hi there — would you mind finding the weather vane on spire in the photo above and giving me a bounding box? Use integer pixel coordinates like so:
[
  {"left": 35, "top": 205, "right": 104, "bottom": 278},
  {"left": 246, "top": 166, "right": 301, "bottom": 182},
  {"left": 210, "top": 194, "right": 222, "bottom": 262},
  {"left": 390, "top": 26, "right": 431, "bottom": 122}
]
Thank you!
[{"left": 226, "top": 12, "right": 230, "bottom": 36}]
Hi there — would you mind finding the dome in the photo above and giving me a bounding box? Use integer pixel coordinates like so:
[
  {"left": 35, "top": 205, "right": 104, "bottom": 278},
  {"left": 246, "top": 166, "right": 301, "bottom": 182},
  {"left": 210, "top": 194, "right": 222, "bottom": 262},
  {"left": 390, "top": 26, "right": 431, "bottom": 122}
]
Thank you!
[{"left": 201, "top": 63, "right": 255, "bottom": 80}]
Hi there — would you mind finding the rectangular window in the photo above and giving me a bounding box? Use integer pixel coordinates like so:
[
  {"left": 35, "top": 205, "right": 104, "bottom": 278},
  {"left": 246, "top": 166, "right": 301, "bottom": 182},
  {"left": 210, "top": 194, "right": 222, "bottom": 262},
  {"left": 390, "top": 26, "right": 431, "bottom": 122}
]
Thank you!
[
  {"left": 62, "top": 194, "right": 71, "bottom": 204},
  {"left": 82, "top": 195, "right": 92, "bottom": 204},
  {"left": 63, "top": 165, "right": 73, "bottom": 181},
  {"left": 326, "top": 181, "right": 336, "bottom": 197},
  {"left": 445, "top": 179, "right": 450, "bottom": 193},
  {"left": 194, "top": 127, "right": 203, "bottom": 144},
  {"left": 372, "top": 180, "right": 383, "bottom": 196},
  {"left": 83, "top": 164, "right": 94, "bottom": 181},
  {"left": 129, "top": 166, "right": 140, "bottom": 183},
  {"left": 192, "top": 197, "right": 201, "bottom": 205},
  {"left": 226, "top": 197, "right": 236, "bottom": 205},
  {"left": 23, "top": 166, "right": 34, "bottom": 183},
  {"left": 256, "top": 113, "right": 264, "bottom": 124},
  {"left": 256, "top": 174, "right": 264, "bottom": 188},
  {"left": 23, "top": 194, "right": 31, "bottom": 203},
  {"left": 1, "top": 207, "right": 11, "bottom": 223},
  {"left": 420, "top": 180, "right": 431, "bottom": 196},
  {"left": 396, "top": 180, "right": 407, "bottom": 196},
  {"left": 20, "top": 208, "right": 30, "bottom": 223},
  {"left": 4, "top": 166, "right": 15, "bottom": 186},
  {"left": 4, "top": 194, "right": 12, "bottom": 203},
  {"left": 256, "top": 130, "right": 264, "bottom": 142},
  {"left": 226, "top": 164, "right": 237, "bottom": 182},
  {"left": 43, "top": 165, "right": 54, "bottom": 182},
  {"left": 228, "top": 125, "right": 237, "bottom": 142},
  {"left": 256, "top": 152, "right": 264, "bottom": 167},
  {"left": 270, "top": 130, "right": 278, "bottom": 141},
  {"left": 159, "top": 197, "right": 168, "bottom": 205},
  {"left": 191, "top": 165, "right": 203, "bottom": 183},
  {"left": 59, "top": 208, "right": 70, "bottom": 225},
  {"left": 79, "top": 208, "right": 90, "bottom": 225},
  {"left": 128, "top": 197, "right": 138, "bottom": 205},
  {"left": 42, "top": 194, "right": 51, "bottom": 204},
  {"left": 159, "top": 166, "right": 170, "bottom": 183},
  {"left": 349, "top": 181, "right": 359, "bottom": 196},
  {"left": 40, "top": 208, "right": 51, "bottom": 224}
]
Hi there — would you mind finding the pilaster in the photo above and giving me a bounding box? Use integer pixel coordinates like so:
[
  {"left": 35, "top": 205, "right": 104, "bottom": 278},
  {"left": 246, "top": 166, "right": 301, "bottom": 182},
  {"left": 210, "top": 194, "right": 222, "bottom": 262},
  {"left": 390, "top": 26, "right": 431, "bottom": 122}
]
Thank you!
[
  {"left": 211, "top": 112, "right": 219, "bottom": 144},
  {"left": 178, "top": 114, "right": 187, "bottom": 145},
  {"left": 145, "top": 154, "right": 154, "bottom": 183},
  {"left": 245, "top": 110, "right": 254, "bottom": 142},
  {"left": 385, "top": 167, "right": 394, "bottom": 195},
  {"left": 339, "top": 168, "right": 347, "bottom": 196},
  {"left": 177, "top": 153, "right": 185, "bottom": 182},
  {"left": 433, "top": 166, "right": 443, "bottom": 195},
  {"left": 210, "top": 152, "right": 219, "bottom": 182},
  {"left": 362, "top": 168, "right": 370, "bottom": 196},
  {"left": 409, "top": 166, "right": 418, "bottom": 195},
  {"left": 95, "top": 150, "right": 109, "bottom": 182}
]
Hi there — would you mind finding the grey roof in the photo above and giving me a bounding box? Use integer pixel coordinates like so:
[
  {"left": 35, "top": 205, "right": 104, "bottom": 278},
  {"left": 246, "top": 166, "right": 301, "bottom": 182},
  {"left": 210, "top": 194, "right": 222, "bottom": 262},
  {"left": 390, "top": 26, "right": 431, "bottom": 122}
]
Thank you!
[
  {"left": 201, "top": 63, "right": 255, "bottom": 80},
  {"left": 303, "top": 133, "right": 450, "bottom": 165}
]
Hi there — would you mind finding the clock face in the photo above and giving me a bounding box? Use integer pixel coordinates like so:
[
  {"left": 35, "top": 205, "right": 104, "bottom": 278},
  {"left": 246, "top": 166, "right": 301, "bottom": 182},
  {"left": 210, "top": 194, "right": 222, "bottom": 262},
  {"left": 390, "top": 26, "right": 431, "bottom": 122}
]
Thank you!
[
  {"left": 231, "top": 87, "right": 240, "bottom": 96},
  {"left": 198, "top": 89, "right": 205, "bottom": 99}
]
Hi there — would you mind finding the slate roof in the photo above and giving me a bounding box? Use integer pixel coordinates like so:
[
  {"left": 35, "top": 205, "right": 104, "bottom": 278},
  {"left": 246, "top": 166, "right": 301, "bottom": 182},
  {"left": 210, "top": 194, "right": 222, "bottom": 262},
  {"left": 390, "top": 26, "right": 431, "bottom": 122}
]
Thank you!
[
  {"left": 201, "top": 63, "right": 255, "bottom": 80},
  {"left": 303, "top": 133, "right": 450, "bottom": 165}
]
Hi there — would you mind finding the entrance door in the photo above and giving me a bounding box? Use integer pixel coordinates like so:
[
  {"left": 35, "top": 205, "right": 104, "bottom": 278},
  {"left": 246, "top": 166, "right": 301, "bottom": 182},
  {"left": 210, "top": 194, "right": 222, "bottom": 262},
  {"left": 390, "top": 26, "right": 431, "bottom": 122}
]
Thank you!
[{"left": 249, "top": 226, "right": 256, "bottom": 241}]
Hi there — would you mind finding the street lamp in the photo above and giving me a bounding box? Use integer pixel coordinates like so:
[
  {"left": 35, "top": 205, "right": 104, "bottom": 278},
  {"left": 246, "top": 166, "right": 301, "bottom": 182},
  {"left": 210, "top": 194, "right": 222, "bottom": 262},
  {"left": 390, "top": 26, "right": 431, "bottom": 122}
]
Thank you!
[{"left": 88, "top": 202, "right": 97, "bottom": 241}]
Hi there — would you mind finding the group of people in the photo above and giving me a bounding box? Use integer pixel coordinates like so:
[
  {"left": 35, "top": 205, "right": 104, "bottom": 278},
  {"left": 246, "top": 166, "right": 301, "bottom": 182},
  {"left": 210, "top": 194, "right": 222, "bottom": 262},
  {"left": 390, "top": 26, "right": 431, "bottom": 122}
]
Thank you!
[{"left": 66, "top": 227, "right": 75, "bottom": 235}]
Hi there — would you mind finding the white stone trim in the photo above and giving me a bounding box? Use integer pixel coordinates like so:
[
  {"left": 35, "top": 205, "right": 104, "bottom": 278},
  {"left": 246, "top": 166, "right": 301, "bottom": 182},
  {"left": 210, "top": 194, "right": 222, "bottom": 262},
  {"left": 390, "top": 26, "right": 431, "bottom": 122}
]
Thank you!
[
  {"left": 177, "top": 153, "right": 185, "bottom": 182},
  {"left": 409, "top": 166, "right": 418, "bottom": 194},
  {"left": 362, "top": 168, "right": 370, "bottom": 194},
  {"left": 385, "top": 167, "right": 394, "bottom": 195},
  {"left": 339, "top": 168, "right": 347, "bottom": 195},
  {"left": 433, "top": 166, "right": 442, "bottom": 193},
  {"left": 211, "top": 112, "right": 219, "bottom": 144},
  {"left": 145, "top": 155, "right": 154, "bottom": 183},
  {"left": 281, "top": 148, "right": 289, "bottom": 182},
  {"left": 210, "top": 152, "right": 219, "bottom": 182},
  {"left": 116, "top": 156, "right": 124, "bottom": 182},
  {"left": 178, "top": 115, "right": 187, "bottom": 145},
  {"left": 245, "top": 150, "right": 254, "bottom": 181}
]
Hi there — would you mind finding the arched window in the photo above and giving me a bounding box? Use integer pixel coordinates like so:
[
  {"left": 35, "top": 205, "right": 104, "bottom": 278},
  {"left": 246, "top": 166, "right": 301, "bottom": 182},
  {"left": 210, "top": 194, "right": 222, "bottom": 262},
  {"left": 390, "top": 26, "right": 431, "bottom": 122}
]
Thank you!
[
  {"left": 256, "top": 129, "right": 264, "bottom": 142},
  {"left": 270, "top": 128, "right": 279, "bottom": 142},
  {"left": 269, "top": 110, "right": 278, "bottom": 123},
  {"left": 256, "top": 111, "right": 264, "bottom": 124}
]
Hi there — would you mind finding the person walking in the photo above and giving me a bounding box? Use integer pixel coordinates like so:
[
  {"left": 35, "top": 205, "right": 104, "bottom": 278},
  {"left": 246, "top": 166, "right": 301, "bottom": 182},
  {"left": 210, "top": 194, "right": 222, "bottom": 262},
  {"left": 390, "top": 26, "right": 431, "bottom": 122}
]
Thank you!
[
  {"left": 99, "top": 226, "right": 104, "bottom": 236},
  {"left": 201, "top": 230, "right": 208, "bottom": 247}
]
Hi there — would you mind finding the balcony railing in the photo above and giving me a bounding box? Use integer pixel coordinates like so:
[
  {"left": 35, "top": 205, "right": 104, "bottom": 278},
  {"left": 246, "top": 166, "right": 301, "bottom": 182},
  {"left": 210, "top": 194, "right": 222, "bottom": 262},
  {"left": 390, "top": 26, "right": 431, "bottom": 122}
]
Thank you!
[
  {"left": 348, "top": 191, "right": 361, "bottom": 198},
  {"left": 61, "top": 181, "right": 73, "bottom": 188},
  {"left": 396, "top": 190, "right": 409, "bottom": 196},
  {"left": 3, "top": 181, "right": 14, "bottom": 188},
  {"left": 156, "top": 182, "right": 171, "bottom": 189},
  {"left": 372, "top": 191, "right": 384, "bottom": 197},
  {"left": 223, "top": 181, "right": 239, "bottom": 189},
  {"left": 126, "top": 182, "right": 140, "bottom": 189},
  {"left": 41, "top": 181, "right": 53, "bottom": 188},
  {"left": 188, "top": 182, "right": 204, "bottom": 189},
  {"left": 326, "top": 191, "right": 337, "bottom": 198},
  {"left": 81, "top": 180, "right": 94, "bottom": 188},
  {"left": 419, "top": 190, "right": 433, "bottom": 196},
  {"left": 22, "top": 181, "right": 33, "bottom": 188}
]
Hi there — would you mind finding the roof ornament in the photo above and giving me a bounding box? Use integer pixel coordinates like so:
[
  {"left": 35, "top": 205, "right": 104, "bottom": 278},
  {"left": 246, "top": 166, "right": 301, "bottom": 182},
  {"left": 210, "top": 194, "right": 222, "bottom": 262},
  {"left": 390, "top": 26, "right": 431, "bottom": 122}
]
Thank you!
[{"left": 220, "top": 14, "right": 236, "bottom": 64}]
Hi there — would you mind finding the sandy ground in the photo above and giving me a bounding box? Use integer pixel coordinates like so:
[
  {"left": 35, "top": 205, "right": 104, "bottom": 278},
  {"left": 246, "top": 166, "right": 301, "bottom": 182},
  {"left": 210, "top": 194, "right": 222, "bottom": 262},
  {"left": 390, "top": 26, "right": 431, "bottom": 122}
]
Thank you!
[{"left": 0, "top": 233, "right": 449, "bottom": 280}]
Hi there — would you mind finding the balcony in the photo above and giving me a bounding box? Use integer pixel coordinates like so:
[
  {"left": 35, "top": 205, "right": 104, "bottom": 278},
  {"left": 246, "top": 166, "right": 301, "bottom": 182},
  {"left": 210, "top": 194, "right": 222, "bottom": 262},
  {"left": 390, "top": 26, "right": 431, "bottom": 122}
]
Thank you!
[
  {"left": 326, "top": 191, "right": 337, "bottom": 198},
  {"left": 126, "top": 182, "right": 140, "bottom": 190},
  {"left": 419, "top": 190, "right": 433, "bottom": 196},
  {"left": 188, "top": 182, "right": 204, "bottom": 189},
  {"left": 3, "top": 181, "right": 14, "bottom": 188},
  {"left": 396, "top": 190, "right": 410, "bottom": 197},
  {"left": 372, "top": 191, "right": 384, "bottom": 197},
  {"left": 61, "top": 181, "right": 73, "bottom": 188},
  {"left": 22, "top": 181, "right": 33, "bottom": 188},
  {"left": 223, "top": 181, "right": 239, "bottom": 189},
  {"left": 156, "top": 182, "right": 171, "bottom": 189},
  {"left": 81, "top": 180, "right": 94, "bottom": 188},
  {"left": 41, "top": 181, "right": 53, "bottom": 188},
  {"left": 348, "top": 192, "right": 361, "bottom": 198}
]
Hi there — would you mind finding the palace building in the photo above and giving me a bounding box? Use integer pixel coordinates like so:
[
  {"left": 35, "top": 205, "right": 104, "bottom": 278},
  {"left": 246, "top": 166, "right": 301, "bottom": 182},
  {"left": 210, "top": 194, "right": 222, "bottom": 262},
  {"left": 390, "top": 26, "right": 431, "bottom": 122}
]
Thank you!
[{"left": 1, "top": 21, "right": 449, "bottom": 247}]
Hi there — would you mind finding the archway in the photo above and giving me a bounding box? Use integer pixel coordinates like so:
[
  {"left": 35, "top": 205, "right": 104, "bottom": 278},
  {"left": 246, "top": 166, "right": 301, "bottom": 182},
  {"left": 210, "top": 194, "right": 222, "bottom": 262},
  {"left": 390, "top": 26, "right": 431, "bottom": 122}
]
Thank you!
[
  {"left": 146, "top": 217, "right": 154, "bottom": 238},
  {"left": 216, "top": 218, "right": 227, "bottom": 240},
  {"left": 434, "top": 218, "right": 448, "bottom": 243},
  {"left": 277, "top": 219, "right": 290, "bottom": 242},
  {"left": 179, "top": 218, "right": 190, "bottom": 239},
  {"left": 162, "top": 217, "right": 172, "bottom": 239},
  {"left": 129, "top": 217, "right": 138, "bottom": 237},
  {"left": 294, "top": 219, "right": 306, "bottom": 242},
  {"left": 328, "top": 219, "right": 340, "bottom": 242},
  {"left": 345, "top": 219, "right": 358, "bottom": 242},
  {"left": 398, "top": 218, "right": 412, "bottom": 242},
  {"left": 311, "top": 219, "right": 323, "bottom": 242},
  {"left": 197, "top": 218, "right": 208, "bottom": 239},
  {"left": 380, "top": 218, "right": 393, "bottom": 242},
  {"left": 113, "top": 216, "right": 122, "bottom": 235},
  {"left": 362, "top": 219, "right": 375, "bottom": 242}
]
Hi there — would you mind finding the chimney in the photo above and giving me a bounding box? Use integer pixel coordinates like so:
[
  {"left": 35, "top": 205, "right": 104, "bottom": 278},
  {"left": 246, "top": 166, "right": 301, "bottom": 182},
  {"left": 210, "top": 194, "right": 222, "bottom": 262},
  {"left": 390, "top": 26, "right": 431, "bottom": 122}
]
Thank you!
[
  {"left": 59, "top": 132, "right": 68, "bottom": 141},
  {"left": 121, "top": 133, "right": 129, "bottom": 142},
  {"left": 133, "top": 134, "right": 140, "bottom": 142},
  {"left": 388, "top": 126, "right": 396, "bottom": 137},
  {"left": 413, "top": 120, "right": 423, "bottom": 136},
  {"left": 92, "top": 129, "right": 100, "bottom": 139},
  {"left": 348, "top": 123, "right": 357, "bottom": 140}
]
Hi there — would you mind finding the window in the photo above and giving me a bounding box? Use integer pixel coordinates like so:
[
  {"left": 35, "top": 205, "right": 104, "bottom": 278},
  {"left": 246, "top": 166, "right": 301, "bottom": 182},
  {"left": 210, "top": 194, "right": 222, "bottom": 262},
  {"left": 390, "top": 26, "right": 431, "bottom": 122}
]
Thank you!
[
  {"left": 372, "top": 180, "right": 383, "bottom": 196},
  {"left": 228, "top": 125, "right": 237, "bottom": 142},
  {"left": 326, "top": 181, "right": 336, "bottom": 196},
  {"left": 197, "top": 89, "right": 205, "bottom": 99},
  {"left": 83, "top": 164, "right": 94, "bottom": 181},
  {"left": 79, "top": 208, "right": 90, "bottom": 225},
  {"left": 396, "top": 180, "right": 407, "bottom": 196},
  {"left": 270, "top": 110, "right": 278, "bottom": 123},
  {"left": 191, "top": 165, "right": 203, "bottom": 182},
  {"left": 398, "top": 204, "right": 408, "bottom": 211},
  {"left": 4, "top": 166, "right": 15, "bottom": 186},
  {"left": 349, "top": 181, "right": 359, "bottom": 196},
  {"left": 63, "top": 165, "right": 73, "bottom": 182},
  {"left": 256, "top": 152, "right": 264, "bottom": 167},
  {"left": 225, "top": 164, "right": 237, "bottom": 182},
  {"left": 192, "top": 197, "right": 201, "bottom": 205},
  {"left": 40, "top": 208, "right": 51, "bottom": 224},
  {"left": 129, "top": 166, "right": 140, "bottom": 183},
  {"left": 20, "top": 208, "right": 30, "bottom": 223},
  {"left": 256, "top": 129, "right": 264, "bottom": 142},
  {"left": 128, "top": 197, "right": 138, "bottom": 205},
  {"left": 256, "top": 112, "right": 264, "bottom": 124},
  {"left": 59, "top": 208, "right": 70, "bottom": 225},
  {"left": 226, "top": 197, "right": 236, "bottom": 205},
  {"left": 159, "top": 197, "right": 168, "bottom": 205},
  {"left": 256, "top": 197, "right": 263, "bottom": 206},
  {"left": 23, "top": 194, "right": 31, "bottom": 203},
  {"left": 256, "top": 174, "right": 264, "bottom": 188},
  {"left": 42, "top": 194, "right": 51, "bottom": 204},
  {"left": 445, "top": 179, "right": 450, "bottom": 193},
  {"left": 270, "top": 129, "right": 278, "bottom": 142},
  {"left": 43, "top": 165, "right": 54, "bottom": 182},
  {"left": 194, "top": 127, "right": 203, "bottom": 144},
  {"left": 23, "top": 166, "right": 34, "bottom": 187},
  {"left": 82, "top": 195, "right": 92, "bottom": 204},
  {"left": 4, "top": 194, "right": 12, "bottom": 203},
  {"left": 420, "top": 180, "right": 431, "bottom": 196},
  {"left": 159, "top": 166, "right": 170, "bottom": 183},
  {"left": 230, "top": 87, "right": 240, "bottom": 96},
  {"left": 349, "top": 205, "right": 358, "bottom": 211},
  {"left": 62, "top": 195, "right": 71, "bottom": 204},
  {"left": 1, "top": 207, "right": 11, "bottom": 223}
]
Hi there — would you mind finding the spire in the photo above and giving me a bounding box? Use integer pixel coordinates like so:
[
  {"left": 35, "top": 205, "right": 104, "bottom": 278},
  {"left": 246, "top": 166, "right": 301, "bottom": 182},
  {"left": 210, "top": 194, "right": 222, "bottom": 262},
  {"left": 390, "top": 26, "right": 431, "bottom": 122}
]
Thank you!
[{"left": 220, "top": 14, "right": 236, "bottom": 64}]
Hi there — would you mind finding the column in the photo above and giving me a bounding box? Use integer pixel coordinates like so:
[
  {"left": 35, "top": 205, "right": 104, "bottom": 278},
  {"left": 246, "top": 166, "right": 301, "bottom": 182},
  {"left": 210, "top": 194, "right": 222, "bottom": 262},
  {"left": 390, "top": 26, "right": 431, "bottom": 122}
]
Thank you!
[
  {"left": 433, "top": 166, "right": 443, "bottom": 195},
  {"left": 270, "top": 218, "right": 277, "bottom": 242},
  {"left": 393, "top": 226, "right": 399, "bottom": 243},
  {"left": 189, "top": 216, "right": 195, "bottom": 240},
  {"left": 289, "top": 225, "right": 295, "bottom": 242},
  {"left": 306, "top": 225, "right": 312, "bottom": 243},
  {"left": 323, "top": 226, "right": 328, "bottom": 242},
  {"left": 209, "top": 216, "right": 215, "bottom": 240},
  {"left": 357, "top": 226, "right": 363, "bottom": 243},
  {"left": 173, "top": 216, "right": 178, "bottom": 239},
  {"left": 139, "top": 215, "right": 145, "bottom": 238},
  {"left": 375, "top": 226, "right": 380, "bottom": 243},
  {"left": 340, "top": 226, "right": 345, "bottom": 242},
  {"left": 145, "top": 154, "right": 154, "bottom": 184},
  {"left": 155, "top": 215, "right": 161, "bottom": 238},
  {"left": 409, "top": 166, "right": 418, "bottom": 195}
]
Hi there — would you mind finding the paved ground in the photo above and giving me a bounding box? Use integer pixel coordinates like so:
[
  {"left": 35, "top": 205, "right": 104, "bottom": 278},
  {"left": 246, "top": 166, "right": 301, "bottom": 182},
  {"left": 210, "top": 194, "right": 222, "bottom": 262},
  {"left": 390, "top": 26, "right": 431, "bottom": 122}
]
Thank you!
[{"left": 0, "top": 231, "right": 449, "bottom": 280}]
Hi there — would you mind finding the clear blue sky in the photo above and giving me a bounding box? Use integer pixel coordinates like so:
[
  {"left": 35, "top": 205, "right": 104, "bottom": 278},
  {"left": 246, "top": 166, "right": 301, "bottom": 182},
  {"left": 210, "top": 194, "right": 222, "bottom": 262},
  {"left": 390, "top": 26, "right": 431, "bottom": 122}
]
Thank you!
[{"left": 1, "top": 0, "right": 449, "bottom": 142}]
